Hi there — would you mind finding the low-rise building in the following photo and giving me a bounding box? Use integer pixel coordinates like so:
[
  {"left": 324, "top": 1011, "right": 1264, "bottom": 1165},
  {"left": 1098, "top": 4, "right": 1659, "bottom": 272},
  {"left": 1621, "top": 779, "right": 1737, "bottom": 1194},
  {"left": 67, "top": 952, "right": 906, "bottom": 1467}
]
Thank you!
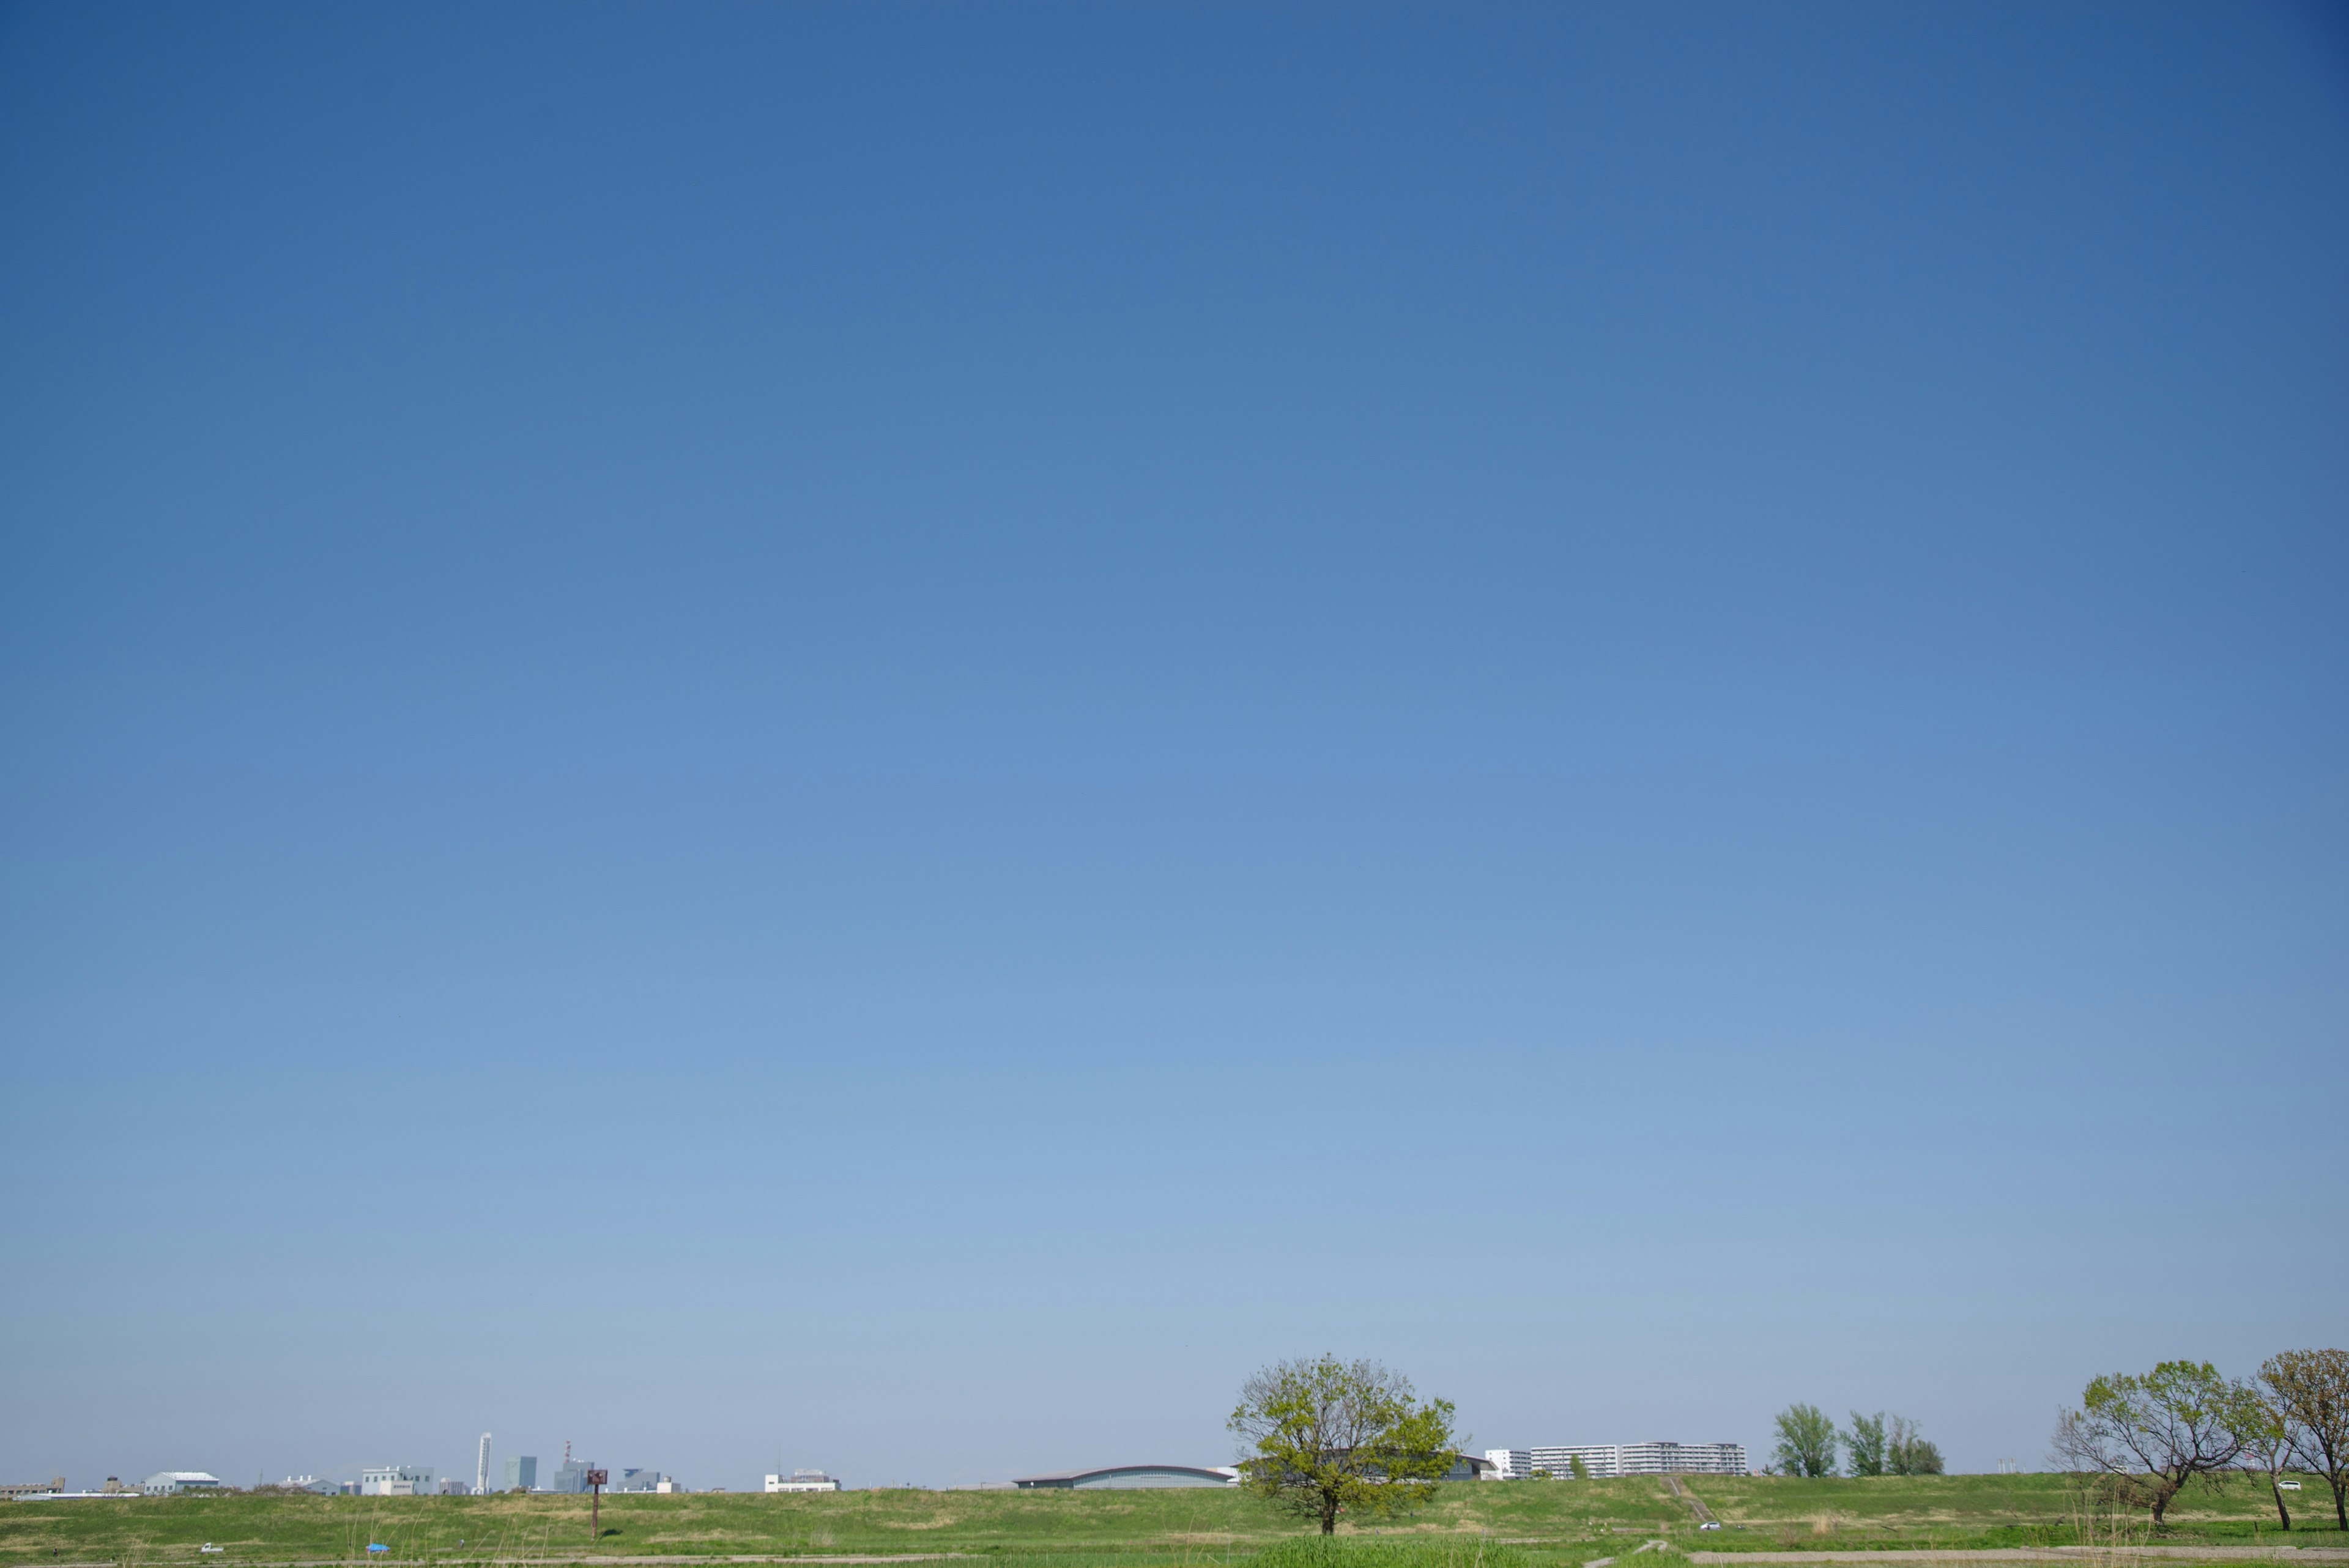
[
  {"left": 1012, "top": 1466, "right": 1234, "bottom": 1489},
  {"left": 360, "top": 1466, "right": 434, "bottom": 1496},
  {"left": 142, "top": 1473, "right": 224, "bottom": 1496},
  {"left": 0, "top": 1478, "right": 65, "bottom": 1500},
  {"left": 1483, "top": 1443, "right": 1747, "bottom": 1480},
  {"left": 764, "top": 1470, "right": 841, "bottom": 1493}
]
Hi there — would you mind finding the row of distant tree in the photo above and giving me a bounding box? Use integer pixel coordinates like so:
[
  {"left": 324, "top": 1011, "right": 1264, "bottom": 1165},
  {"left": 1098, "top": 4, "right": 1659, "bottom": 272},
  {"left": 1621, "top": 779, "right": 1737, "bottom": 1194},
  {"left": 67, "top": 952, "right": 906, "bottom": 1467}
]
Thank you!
[
  {"left": 2052, "top": 1349, "right": 2349, "bottom": 1531},
  {"left": 1215, "top": 1349, "right": 2349, "bottom": 1542},
  {"left": 1768, "top": 1405, "right": 1943, "bottom": 1478}
]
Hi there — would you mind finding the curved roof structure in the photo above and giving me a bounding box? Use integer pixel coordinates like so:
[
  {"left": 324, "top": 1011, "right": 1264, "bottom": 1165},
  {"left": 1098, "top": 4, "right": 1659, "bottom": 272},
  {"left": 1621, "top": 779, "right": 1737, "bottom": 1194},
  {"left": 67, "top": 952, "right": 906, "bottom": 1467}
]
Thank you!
[{"left": 1012, "top": 1465, "right": 1236, "bottom": 1489}]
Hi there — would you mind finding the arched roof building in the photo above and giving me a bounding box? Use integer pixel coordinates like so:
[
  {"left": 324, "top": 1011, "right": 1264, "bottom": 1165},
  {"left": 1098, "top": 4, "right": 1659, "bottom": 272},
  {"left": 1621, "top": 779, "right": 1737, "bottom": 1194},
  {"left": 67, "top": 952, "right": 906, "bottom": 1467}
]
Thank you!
[{"left": 1012, "top": 1465, "right": 1237, "bottom": 1489}]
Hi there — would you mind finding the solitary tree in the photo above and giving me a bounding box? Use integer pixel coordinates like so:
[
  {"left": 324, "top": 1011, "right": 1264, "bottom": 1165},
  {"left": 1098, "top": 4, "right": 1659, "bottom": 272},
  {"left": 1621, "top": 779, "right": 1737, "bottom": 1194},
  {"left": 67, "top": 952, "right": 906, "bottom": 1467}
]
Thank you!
[
  {"left": 1846, "top": 1413, "right": 1888, "bottom": 1477},
  {"left": 1568, "top": 1454, "right": 1590, "bottom": 1481},
  {"left": 2265, "top": 1349, "right": 2349, "bottom": 1531},
  {"left": 1773, "top": 1405, "right": 1839, "bottom": 1477},
  {"left": 2050, "top": 1361, "right": 2262, "bottom": 1525},
  {"left": 1886, "top": 1416, "right": 1943, "bottom": 1476},
  {"left": 1228, "top": 1355, "right": 1458, "bottom": 1536}
]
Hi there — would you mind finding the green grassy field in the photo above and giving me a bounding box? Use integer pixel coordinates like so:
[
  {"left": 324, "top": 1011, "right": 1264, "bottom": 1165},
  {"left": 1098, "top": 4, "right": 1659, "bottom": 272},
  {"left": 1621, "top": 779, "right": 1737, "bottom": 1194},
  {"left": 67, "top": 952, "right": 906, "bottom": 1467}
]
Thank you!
[{"left": 2, "top": 1474, "right": 2340, "bottom": 1568}]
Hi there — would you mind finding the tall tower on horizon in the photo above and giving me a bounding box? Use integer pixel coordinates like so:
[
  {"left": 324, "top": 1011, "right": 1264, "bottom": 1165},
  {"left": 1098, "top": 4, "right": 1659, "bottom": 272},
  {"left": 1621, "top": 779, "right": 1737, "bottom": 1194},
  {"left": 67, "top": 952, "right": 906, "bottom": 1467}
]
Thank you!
[{"left": 476, "top": 1434, "right": 491, "bottom": 1496}]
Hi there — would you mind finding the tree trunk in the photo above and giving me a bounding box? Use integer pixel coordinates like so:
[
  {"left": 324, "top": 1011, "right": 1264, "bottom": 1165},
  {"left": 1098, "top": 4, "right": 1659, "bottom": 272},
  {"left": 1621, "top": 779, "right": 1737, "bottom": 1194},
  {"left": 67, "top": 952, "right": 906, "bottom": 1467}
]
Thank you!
[
  {"left": 2150, "top": 1476, "right": 2178, "bottom": 1527},
  {"left": 1321, "top": 1493, "right": 1338, "bottom": 1536},
  {"left": 2269, "top": 1482, "right": 2290, "bottom": 1529},
  {"left": 2331, "top": 1476, "right": 2345, "bottom": 1532}
]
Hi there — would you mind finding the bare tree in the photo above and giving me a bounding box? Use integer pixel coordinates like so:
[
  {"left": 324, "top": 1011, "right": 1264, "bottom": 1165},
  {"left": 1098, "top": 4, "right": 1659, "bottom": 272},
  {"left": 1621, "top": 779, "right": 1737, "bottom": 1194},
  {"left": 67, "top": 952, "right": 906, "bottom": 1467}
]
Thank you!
[
  {"left": 1228, "top": 1355, "right": 1458, "bottom": 1535},
  {"left": 2050, "top": 1361, "right": 2262, "bottom": 1526},
  {"left": 2265, "top": 1349, "right": 2349, "bottom": 1531}
]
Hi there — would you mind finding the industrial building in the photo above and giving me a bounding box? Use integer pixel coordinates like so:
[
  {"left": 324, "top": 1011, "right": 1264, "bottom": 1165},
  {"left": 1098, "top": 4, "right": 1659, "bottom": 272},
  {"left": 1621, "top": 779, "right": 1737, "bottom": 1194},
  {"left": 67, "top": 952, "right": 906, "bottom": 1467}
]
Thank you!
[
  {"left": 141, "top": 1473, "right": 224, "bottom": 1495},
  {"left": 1013, "top": 1466, "right": 1236, "bottom": 1489},
  {"left": 1483, "top": 1443, "right": 1747, "bottom": 1479},
  {"left": 360, "top": 1466, "right": 435, "bottom": 1496},
  {"left": 765, "top": 1470, "right": 841, "bottom": 1493}
]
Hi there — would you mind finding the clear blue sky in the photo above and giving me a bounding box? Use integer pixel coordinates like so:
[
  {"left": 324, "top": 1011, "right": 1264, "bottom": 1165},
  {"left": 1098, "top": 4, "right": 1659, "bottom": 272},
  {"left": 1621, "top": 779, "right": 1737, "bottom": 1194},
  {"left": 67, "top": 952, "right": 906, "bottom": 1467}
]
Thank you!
[{"left": 2, "top": 0, "right": 2344, "bottom": 1493}]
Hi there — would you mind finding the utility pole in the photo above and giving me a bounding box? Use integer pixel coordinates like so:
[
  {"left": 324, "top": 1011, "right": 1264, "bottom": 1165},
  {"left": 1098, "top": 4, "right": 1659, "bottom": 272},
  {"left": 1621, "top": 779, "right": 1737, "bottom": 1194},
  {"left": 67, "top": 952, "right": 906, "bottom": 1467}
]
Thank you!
[{"left": 587, "top": 1470, "right": 608, "bottom": 1543}]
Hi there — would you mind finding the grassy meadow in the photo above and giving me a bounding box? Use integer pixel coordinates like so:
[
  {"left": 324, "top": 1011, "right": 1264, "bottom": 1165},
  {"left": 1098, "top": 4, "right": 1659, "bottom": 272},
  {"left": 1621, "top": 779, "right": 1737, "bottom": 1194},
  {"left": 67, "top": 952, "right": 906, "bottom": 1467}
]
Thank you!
[{"left": 2, "top": 1474, "right": 2340, "bottom": 1568}]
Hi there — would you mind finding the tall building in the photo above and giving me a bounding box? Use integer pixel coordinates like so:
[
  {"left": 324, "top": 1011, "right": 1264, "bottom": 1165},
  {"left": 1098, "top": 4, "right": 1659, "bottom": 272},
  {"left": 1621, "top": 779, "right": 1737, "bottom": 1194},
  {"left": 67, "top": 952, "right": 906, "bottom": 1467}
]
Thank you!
[
  {"left": 547, "top": 1458, "right": 593, "bottom": 1495},
  {"left": 477, "top": 1435, "right": 492, "bottom": 1496},
  {"left": 1484, "top": 1443, "right": 1747, "bottom": 1479},
  {"left": 503, "top": 1455, "right": 537, "bottom": 1492}
]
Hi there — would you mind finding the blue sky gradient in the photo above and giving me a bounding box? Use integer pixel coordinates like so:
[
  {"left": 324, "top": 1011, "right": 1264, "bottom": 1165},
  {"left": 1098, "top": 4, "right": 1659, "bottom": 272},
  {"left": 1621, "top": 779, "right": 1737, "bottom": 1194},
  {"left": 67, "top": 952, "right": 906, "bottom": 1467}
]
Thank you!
[{"left": 2, "top": 1, "right": 2345, "bottom": 1492}]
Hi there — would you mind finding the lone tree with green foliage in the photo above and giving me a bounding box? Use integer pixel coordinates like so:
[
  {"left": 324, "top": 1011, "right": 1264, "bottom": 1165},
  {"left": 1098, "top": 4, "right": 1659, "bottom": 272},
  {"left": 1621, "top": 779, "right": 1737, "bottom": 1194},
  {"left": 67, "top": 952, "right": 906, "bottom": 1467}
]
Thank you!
[
  {"left": 1773, "top": 1404, "right": 1839, "bottom": 1477},
  {"left": 2265, "top": 1348, "right": 2349, "bottom": 1531},
  {"left": 1229, "top": 1355, "right": 1458, "bottom": 1535},
  {"left": 2050, "top": 1361, "right": 2262, "bottom": 1525}
]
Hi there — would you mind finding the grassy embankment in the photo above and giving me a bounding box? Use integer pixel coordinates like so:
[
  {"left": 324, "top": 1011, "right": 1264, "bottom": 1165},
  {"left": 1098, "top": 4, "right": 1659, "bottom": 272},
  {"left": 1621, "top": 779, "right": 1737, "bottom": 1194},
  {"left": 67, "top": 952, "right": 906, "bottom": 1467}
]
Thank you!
[{"left": 3, "top": 1474, "right": 2341, "bottom": 1568}]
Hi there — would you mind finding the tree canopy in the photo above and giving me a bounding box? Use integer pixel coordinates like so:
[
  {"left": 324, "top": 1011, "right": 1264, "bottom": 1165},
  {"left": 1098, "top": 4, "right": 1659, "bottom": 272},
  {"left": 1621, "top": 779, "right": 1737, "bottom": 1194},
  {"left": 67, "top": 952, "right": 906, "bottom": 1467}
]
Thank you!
[
  {"left": 1228, "top": 1356, "right": 1458, "bottom": 1536},
  {"left": 1772, "top": 1404, "right": 1838, "bottom": 1477},
  {"left": 1887, "top": 1415, "right": 1943, "bottom": 1476},
  {"left": 2264, "top": 1348, "right": 2349, "bottom": 1531},
  {"left": 1845, "top": 1413, "right": 1887, "bottom": 1477},
  {"left": 2050, "top": 1360, "right": 2263, "bottom": 1525}
]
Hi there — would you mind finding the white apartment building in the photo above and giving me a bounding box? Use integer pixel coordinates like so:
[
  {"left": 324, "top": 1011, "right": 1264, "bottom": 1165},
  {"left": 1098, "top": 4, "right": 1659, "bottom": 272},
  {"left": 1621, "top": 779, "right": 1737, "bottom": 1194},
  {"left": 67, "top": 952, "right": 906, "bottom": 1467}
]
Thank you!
[
  {"left": 1484, "top": 1443, "right": 1747, "bottom": 1479},
  {"left": 360, "top": 1466, "right": 435, "bottom": 1496},
  {"left": 765, "top": 1470, "right": 841, "bottom": 1493}
]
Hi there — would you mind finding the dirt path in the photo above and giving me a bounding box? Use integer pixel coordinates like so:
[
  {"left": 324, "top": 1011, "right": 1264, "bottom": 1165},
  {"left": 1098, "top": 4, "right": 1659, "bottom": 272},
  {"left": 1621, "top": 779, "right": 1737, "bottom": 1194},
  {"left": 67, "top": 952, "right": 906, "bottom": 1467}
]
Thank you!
[
  {"left": 19, "top": 1556, "right": 972, "bottom": 1568},
  {"left": 1663, "top": 1477, "right": 1718, "bottom": 1526},
  {"left": 1685, "top": 1551, "right": 2349, "bottom": 1564}
]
